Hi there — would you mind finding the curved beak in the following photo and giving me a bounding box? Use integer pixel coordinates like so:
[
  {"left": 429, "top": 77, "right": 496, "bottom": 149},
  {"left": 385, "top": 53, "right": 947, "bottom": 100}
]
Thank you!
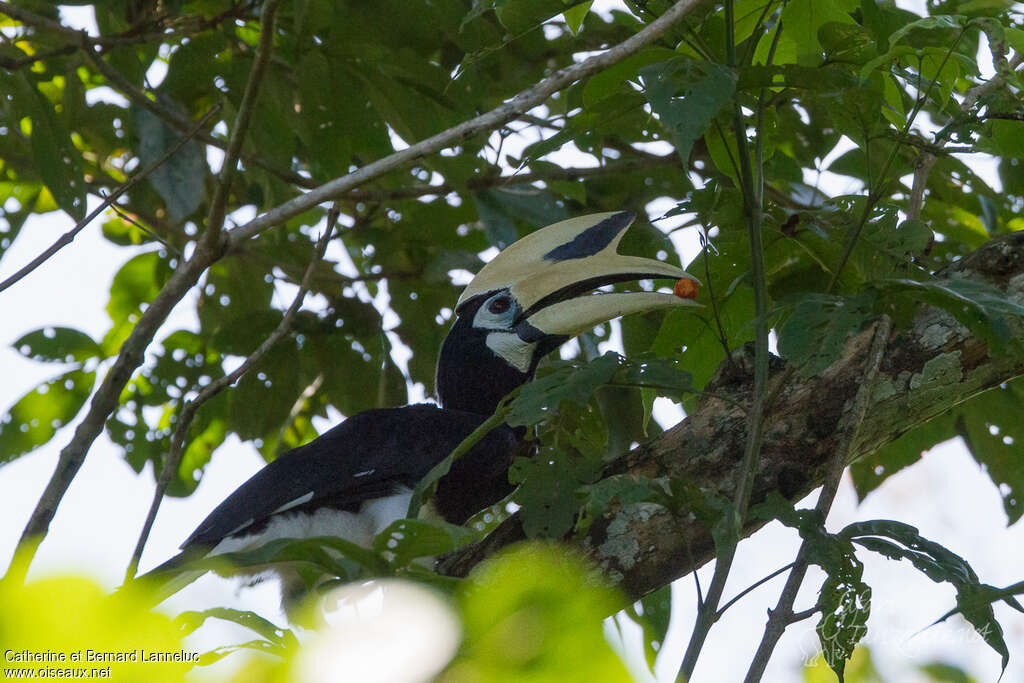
[{"left": 460, "top": 211, "right": 701, "bottom": 338}]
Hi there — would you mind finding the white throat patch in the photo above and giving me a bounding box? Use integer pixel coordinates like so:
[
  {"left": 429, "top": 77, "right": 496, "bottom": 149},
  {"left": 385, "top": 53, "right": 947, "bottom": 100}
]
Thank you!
[{"left": 485, "top": 331, "right": 535, "bottom": 374}]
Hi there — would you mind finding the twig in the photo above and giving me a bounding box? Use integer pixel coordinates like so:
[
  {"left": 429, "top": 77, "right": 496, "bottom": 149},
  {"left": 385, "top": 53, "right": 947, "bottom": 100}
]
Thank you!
[
  {"left": 0, "top": 1, "right": 254, "bottom": 52},
  {"left": 0, "top": 104, "right": 220, "bottom": 295},
  {"left": 742, "top": 315, "right": 892, "bottom": 683},
  {"left": 124, "top": 208, "right": 338, "bottom": 582},
  {"left": 716, "top": 562, "right": 795, "bottom": 618},
  {"left": 828, "top": 31, "right": 965, "bottom": 290},
  {"left": 0, "top": 43, "right": 77, "bottom": 70},
  {"left": 6, "top": 0, "right": 706, "bottom": 579},
  {"left": 106, "top": 204, "right": 182, "bottom": 257},
  {"left": 225, "top": 0, "right": 709, "bottom": 246},
  {"left": 907, "top": 53, "right": 1024, "bottom": 221},
  {"left": 203, "top": 0, "right": 281, "bottom": 251},
  {"left": 678, "top": 9, "right": 778, "bottom": 677}
]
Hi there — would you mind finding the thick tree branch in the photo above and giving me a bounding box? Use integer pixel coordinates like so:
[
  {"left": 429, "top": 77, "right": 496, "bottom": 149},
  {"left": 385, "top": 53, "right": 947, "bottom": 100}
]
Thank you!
[
  {"left": 441, "top": 232, "right": 1024, "bottom": 601},
  {"left": 6, "top": 0, "right": 706, "bottom": 579}
]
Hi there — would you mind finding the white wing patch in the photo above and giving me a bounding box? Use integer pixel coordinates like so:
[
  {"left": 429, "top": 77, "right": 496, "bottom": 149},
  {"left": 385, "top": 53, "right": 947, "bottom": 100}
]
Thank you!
[
  {"left": 270, "top": 491, "right": 315, "bottom": 515},
  {"left": 210, "top": 487, "right": 414, "bottom": 558}
]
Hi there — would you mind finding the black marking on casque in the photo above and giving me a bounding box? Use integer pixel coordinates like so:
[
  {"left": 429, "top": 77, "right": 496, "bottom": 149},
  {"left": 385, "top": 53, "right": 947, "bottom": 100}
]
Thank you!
[{"left": 542, "top": 211, "right": 634, "bottom": 262}]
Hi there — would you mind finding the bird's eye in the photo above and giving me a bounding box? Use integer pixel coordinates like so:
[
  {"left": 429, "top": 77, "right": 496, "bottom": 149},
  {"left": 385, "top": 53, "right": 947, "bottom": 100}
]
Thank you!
[{"left": 487, "top": 296, "right": 511, "bottom": 314}]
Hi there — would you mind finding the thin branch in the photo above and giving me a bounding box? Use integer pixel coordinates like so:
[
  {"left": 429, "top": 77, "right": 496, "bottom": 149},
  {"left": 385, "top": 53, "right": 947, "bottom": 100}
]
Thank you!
[
  {"left": 6, "top": 0, "right": 707, "bottom": 579},
  {"left": 106, "top": 204, "right": 183, "bottom": 258},
  {"left": 124, "top": 209, "right": 337, "bottom": 581},
  {"left": 829, "top": 31, "right": 965, "bottom": 290},
  {"left": 0, "top": 104, "right": 220, "bottom": 295},
  {"left": 203, "top": 0, "right": 281, "bottom": 250},
  {"left": 678, "top": 9, "right": 776, "bottom": 676},
  {"left": 716, "top": 562, "right": 795, "bottom": 618},
  {"left": 0, "top": 1, "right": 254, "bottom": 51},
  {"left": 225, "top": 0, "right": 709, "bottom": 246},
  {"left": 0, "top": 43, "right": 77, "bottom": 70},
  {"left": 742, "top": 315, "right": 892, "bottom": 683}
]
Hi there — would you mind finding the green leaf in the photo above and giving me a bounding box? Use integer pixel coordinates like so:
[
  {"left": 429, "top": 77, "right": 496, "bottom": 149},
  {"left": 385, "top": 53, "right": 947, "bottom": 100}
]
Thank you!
[
  {"left": 494, "top": 0, "right": 569, "bottom": 35},
  {"left": 13, "top": 327, "right": 103, "bottom": 364},
  {"left": 954, "top": 379, "right": 1024, "bottom": 524},
  {"left": 104, "top": 250, "right": 172, "bottom": 352},
  {"left": 372, "top": 518, "right": 479, "bottom": 567},
  {"left": 610, "top": 353, "right": 692, "bottom": 399},
  {"left": 583, "top": 48, "right": 677, "bottom": 107},
  {"left": 881, "top": 277, "right": 1024, "bottom": 351},
  {"left": 778, "top": 0, "right": 859, "bottom": 65},
  {"left": 0, "top": 369, "right": 96, "bottom": 464},
  {"left": 132, "top": 102, "right": 208, "bottom": 223},
  {"left": 510, "top": 448, "right": 581, "bottom": 538},
  {"left": 175, "top": 608, "right": 297, "bottom": 651},
  {"left": 473, "top": 185, "right": 571, "bottom": 250},
  {"left": 562, "top": 0, "right": 591, "bottom": 35},
  {"left": 625, "top": 584, "right": 673, "bottom": 672},
  {"left": 639, "top": 57, "right": 737, "bottom": 166},
  {"left": 504, "top": 352, "right": 620, "bottom": 427},
  {"left": 577, "top": 474, "right": 666, "bottom": 535},
  {"left": 817, "top": 569, "right": 871, "bottom": 683},
  {"left": 841, "top": 519, "right": 1009, "bottom": 674},
  {"left": 11, "top": 74, "right": 86, "bottom": 220},
  {"left": 193, "top": 536, "right": 387, "bottom": 580},
  {"left": 776, "top": 292, "right": 875, "bottom": 377},
  {"left": 452, "top": 544, "right": 630, "bottom": 681}
]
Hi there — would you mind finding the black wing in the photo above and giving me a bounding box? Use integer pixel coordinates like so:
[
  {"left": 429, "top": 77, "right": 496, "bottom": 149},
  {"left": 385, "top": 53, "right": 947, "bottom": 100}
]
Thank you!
[{"left": 182, "top": 404, "right": 517, "bottom": 550}]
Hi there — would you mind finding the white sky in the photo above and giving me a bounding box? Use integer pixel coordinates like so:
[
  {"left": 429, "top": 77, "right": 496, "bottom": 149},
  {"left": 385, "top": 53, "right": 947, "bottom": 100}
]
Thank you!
[{"left": 2, "top": 2, "right": 1024, "bottom": 682}]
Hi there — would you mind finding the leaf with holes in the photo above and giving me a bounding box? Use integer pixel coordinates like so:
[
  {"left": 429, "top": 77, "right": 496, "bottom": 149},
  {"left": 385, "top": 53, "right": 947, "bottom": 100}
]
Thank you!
[
  {"left": 841, "top": 519, "right": 1009, "bottom": 675},
  {"left": 776, "top": 292, "right": 876, "bottom": 377},
  {"left": 504, "top": 353, "right": 621, "bottom": 428},
  {"left": 509, "top": 447, "right": 581, "bottom": 539},
  {"left": 882, "top": 277, "right": 1024, "bottom": 352},
  {"left": 373, "top": 518, "right": 479, "bottom": 568},
  {"left": 955, "top": 379, "right": 1024, "bottom": 524},
  {"left": 14, "top": 327, "right": 103, "bottom": 364},
  {"left": 0, "top": 369, "right": 96, "bottom": 464}
]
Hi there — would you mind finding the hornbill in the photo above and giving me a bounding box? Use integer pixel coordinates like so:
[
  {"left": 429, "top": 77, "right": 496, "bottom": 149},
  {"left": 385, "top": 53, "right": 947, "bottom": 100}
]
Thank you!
[{"left": 144, "top": 211, "right": 699, "bottom": 600}]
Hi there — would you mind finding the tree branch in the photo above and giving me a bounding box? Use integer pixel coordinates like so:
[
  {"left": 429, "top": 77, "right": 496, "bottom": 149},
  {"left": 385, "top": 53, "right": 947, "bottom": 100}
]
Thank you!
[
  {"left": 224, "top": 0, "right": 709, "bottom": 246},
  {"left": 6, "top": 0, "right": 707, "bottom": 579},
  {"left": 203, "top": 0, "right": 281, "bottom": 249},
  {"left": 907, "top": 53, "right": 1024, "bottom": 221},
  {"left": 742, "top": 315, "right": 892, "bottom": 682},
  {"left": 124, "top": 209, "right": 337, "bottom": 582},
  {"left": 440, "top": 232, "right": 1024, "bottom": 602}
]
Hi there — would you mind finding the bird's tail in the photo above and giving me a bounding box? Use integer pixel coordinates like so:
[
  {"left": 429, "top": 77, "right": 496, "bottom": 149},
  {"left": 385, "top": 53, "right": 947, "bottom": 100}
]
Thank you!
[{"left": 122, "top": 548, "right": 215, "bottom": 607}]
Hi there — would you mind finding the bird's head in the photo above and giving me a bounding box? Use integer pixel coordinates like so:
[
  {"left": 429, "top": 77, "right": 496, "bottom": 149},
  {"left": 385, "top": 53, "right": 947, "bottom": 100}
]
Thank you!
[{"left": 437, "top": 211, "right": 700, "bottom": 414}]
